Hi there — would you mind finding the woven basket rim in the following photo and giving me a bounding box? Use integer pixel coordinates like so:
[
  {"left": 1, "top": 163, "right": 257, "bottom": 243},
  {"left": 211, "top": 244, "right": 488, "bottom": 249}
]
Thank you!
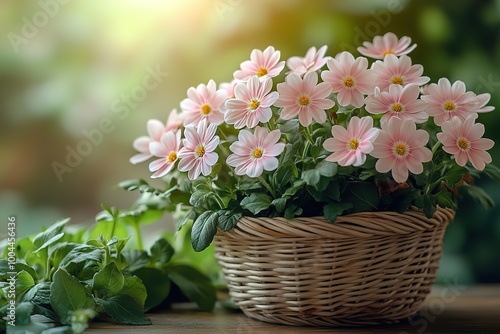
[{"left": 217, "top": 206, "right": 455, "bottom": 240}]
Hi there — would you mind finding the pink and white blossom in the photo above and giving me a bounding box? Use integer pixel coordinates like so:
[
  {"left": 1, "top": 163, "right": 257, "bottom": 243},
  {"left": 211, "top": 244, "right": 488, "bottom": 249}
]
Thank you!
[
  {"left": 365, "top": 84, "right": 429, "bottom": 124},
  {"left": 233, "top": 46, "right": 285, "bottom": 82},
  {"left": 165, "top": 108, "right": 185, "bottom": 132},
  {"left": 321, "top": 52, "right": 376, "bottom": 108},
  {"left": 130, "top": 119, "right": 166, "bottom": 164},
  {"left": 180, "top": 80, "right": 228, "bottom": 127},
  {"left": 323, "top": 116, "right": 379, "bottom": 166},
  {"left": 286, "top": 45, "right": 329, "bottom": 77},
  {"left": 227, "top": 127, "right": 285, "bottom": 177},
  {"left": 371, "top": 54, "right": 430, "bottom": 91},
  {"left": 357, "top": 32, "right": 417, "bottom": 59},
  {"left": 475, "top": 93, "right": 495, "bottom": 113},
  {"left": 421, "top": 78, "right": 479, "bottom": 126},
  {"left": 275, "top": 72, "right": 334, "bottom": 126},
  {"left": 177, "top": 119, "right": 219, "bottom": 180},
  {"left": 437, "top": 116, "right": 494, "bottom": 170},
  {"left": 224, "top": 76, "right": 279, "bottom": 129},
  {"left": 371, "top": 117, "right": 432, "bottom": 183},
  {"left": 149, "top": 130, "right": 182, "bottom": 178}
]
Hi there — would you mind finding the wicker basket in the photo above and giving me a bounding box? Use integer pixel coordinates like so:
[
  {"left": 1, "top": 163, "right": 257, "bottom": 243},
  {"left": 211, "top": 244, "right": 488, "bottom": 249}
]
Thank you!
[{"left": 214, "top": 207, "right": 455, "bottom": 326}]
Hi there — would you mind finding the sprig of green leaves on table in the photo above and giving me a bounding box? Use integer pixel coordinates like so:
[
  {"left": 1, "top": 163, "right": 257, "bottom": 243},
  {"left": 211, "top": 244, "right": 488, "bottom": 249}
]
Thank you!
[{"left": 0, "top": 207, "right": 217, "bottom": 333}]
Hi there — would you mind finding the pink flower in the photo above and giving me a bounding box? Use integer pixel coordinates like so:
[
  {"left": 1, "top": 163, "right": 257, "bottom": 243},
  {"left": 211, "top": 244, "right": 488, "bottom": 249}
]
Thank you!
[
  {"left": 321, "top": 52, "right": 376, "bottom": 108},
  {"left": 177, "top": 119, "right": 219, "bottom": 180},
  {"left": 365, "top": 84, "right": 429, "bottom": 124},
  {"left": 475, "top": 93, "right": 495, "bottom": 113},
  {"left": 275, "top": 72, "right": 334, "bottom": 126},
  {"left": 233, "top": 46, "right": 285, "bottom": 82},
  {"left": 165, "top": 108, "right": 185, "bottom": 132},
  {"left": 227, "top": 127, "right": 285, "bottom": 177},
  {"left": 323, "top": 116, "right": 379, "bottom": 167},
  {"left": 286, "top": 45, "right": 329, "bottom": 77},
  {"left": 357, "top": 32, "right": 417, "bottom": 59},
  {"left": 219, "top": 80, "right": 238, "bottom": 99},
  {"left": 437, "top": 116, "right": 494, "bottom": 171},
  {"left": 180, "top": 80, "right": 228, "bottom": 127},
  {"left": 148, "top": 130, "right": 182, "bottom": 178},
  {"left": 420, "top": 78, "right": 479, "bottom": 126},
  {"left": 371, "top": 54, "right": 430, "bottom": 91},
  {"left": 130, "top": 119, "right": 166, "bottom": 164},
  {"left": 224, "top": 76, "right": 279, "bottom": 129},
  {"left": 371, "top": 117, "right": 432, "bottom": 183}
]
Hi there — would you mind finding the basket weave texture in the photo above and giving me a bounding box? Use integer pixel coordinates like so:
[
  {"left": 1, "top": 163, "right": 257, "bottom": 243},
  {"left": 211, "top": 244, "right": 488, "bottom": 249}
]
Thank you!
[{"left": 214, "top": 207, "right": 455, "bottom": 326}]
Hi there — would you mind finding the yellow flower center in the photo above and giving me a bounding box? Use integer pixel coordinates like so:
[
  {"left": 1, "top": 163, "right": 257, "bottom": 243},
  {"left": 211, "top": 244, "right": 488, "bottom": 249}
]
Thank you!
[
  {"left": 394, "top": 142, "right": 408, "bottom": 156},
  {"left": 195, "top": 145, "right": 205, "bottom": 158},
  {"left": 392, "top": 102, "right": 403, "bottom": 112},
  {"left": 252, "top": 148, "right": 263, "bottom": 159},
  {"left": 257, "top": 67, "right": 268, "bottom": 77},
  {"left": 249, "top": 99, "right": 260, "bottom": 110},
  {"left": 167, "top": 151, "right": 177, "bottom": 163},
  {"left": 443, "top": 101, "right": 456, "bottom": 112},
  {"left": 383, "top": 49, "right": 394, "bottom": 56},
  {"left": 299, "top": 95, "right": 310, "bottom": 106},
  {"left": 343, "top": 76, "right": 355, "bottom": 88},
  {"left": 349, "top": 138, "right": 359, "bottom": 150},
  {"left": 201, "top": 104, "right": 212, "bottom": 115},
  {"left": 457, "top": 137, "right": 469, "bottom": 151},
  {"left": 391, "top": 76, "right": 404, "bottom": 85}
]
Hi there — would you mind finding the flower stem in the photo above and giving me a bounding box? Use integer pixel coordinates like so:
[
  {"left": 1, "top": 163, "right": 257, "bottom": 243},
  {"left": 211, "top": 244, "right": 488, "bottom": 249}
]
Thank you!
[
  {"left": 432, "top": 141, "right": 442, "bottom": 155},
  {"left": 132, "top": 220, "right": 143, "bottom": 251},
  {"left": 259, "top": 176, "right": 275, "bottom": 198}
]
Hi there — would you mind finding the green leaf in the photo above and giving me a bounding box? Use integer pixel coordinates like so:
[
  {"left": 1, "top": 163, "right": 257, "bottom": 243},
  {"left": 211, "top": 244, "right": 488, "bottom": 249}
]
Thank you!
[
  {"left": 343, "top": 182, "right": 380, "bottom": 212},
  {"left": 32, "top": 218, "right": 69, "bottom": 250},
  {"left": 150, "top": 238, "right": 175, "bottom": 265},
  {"left": 271, "top": 197, "right": 287, "bottom": 213},
  {"left": 442, "top": 165, "right": 469, "bottom": 187},
  {"left": 0, "top": 261, "right": 38, "bottom": 282},
  {"left": 93, "top": 262, "right": 124, "bottom": 294},
  {"left": 284, "top": 204, "right": 303, "bottom": 219},
  {"left": 415, "top": 194, "right": 436, "bottom": 218},
  {"left": 98, "top": 294, "right": 151, "bottom": 325},
  {"left": 49, "top": 243, "right": 79, "bottom": 270},
  {"left": 177, "top": 209, "right": 196, "bottom": 231},
  {"left": 167, "top": 264, "right": 216, "bottom": 311},
  {"left": 217, "top": 210, "right": 242, "bottom": 232},
  {"left": 119, "top": 276, "right": 147, "bottom": 310},
  {"left": 118, "top": 179, "right": 149, "bottom": 191},
  {"left": 459, "top": 185, "right": 494, "bottom": 208},
  {"left": 434, "top": 190, "right": 458, "bottom": 211},
  {"left": 16, "top": 270, "right": 35, "bottom": 300},
  {"left": 59, "top": 245, "right": 103, "bottom": 268},
  {"left": 132, "top": 267, "right": 171, "bottom": 311},
  {"left": 88, "top": 220, "right": 129, "bottom": 240},
  {"left": 323, "top": 202, "right": 353, "bottom": 222},
  {"left": 282, "top": 179, "right": 306, "bottom": 197},
  {"left": 240, "top": 193, "right": 271, "bottom": 215},
  {"left": 50, "top": 268, "right": 95, "bottom": 325},
  {"left": 191, "top": 211, "right": 219, "bottom": 252},
  {"left": 482, "top": 163, "right": 500, "bottom": 179},
  {"left": 189, "top": 188, "right": 213, "bottom": 208},
  {"left": 122, "top": 250, "right": 150, "bottom": 272}
]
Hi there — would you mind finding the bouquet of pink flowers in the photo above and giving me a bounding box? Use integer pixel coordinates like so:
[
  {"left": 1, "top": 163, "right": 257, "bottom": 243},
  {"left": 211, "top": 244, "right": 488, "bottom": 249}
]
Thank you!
[{"left": 125, "top": 33, "right": 498, "bottom": 251}]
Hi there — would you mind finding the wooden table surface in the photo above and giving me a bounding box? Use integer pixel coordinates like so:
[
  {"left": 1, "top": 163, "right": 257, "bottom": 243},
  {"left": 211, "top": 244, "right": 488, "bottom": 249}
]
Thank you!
[{"left": 87, "top": 285, "right": 500, "bottom": 333}]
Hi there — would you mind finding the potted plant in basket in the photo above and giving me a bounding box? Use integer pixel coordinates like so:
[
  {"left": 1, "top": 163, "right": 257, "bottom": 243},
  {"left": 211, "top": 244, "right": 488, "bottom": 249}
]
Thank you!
[{"left": 125, "top": 32, "right": 498, "bottom": 326}]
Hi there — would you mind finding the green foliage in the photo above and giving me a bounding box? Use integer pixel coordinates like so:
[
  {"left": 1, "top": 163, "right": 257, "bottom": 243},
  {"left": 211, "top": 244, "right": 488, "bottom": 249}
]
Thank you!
[{"left": 0, "top": 216, "right": 216, "bottom": 333}]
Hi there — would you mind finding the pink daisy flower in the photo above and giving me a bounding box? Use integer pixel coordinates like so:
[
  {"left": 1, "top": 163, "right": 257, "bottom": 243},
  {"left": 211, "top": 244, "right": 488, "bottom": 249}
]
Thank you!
[
  {"left": 286, "top": 45, "right": 329, "bottom": 77},
  {"left": 437, "top": 116, "right": 494, "bottom": 171},
  {"left": 180, "top": 80, "right": 228, "bottom": 127},
  {"left": 224, "top": 76, "right": 279, "bottom": 129},
  {"left": 165, "top": 108, "right": 185, "bottom": 132},
  {"left": 321, "top": 52, "right": 376, "bottom": 108},
  {"left": 323, "top": 116, "right": 379, "bottom": 167},
  {"left": 357, "top": 32, "right": 417, "bottom": 59},
  {"left": 227, "top": 127, "right": 285, "bottom": 178},
  {"left": 129, "top": 119, "right": 166, "bottom": 164},
  {"left": 475, "top": 93, "right": 495, "bottom": 113},
  {"left": 233, "top": 46, "right": 285, "bottom": 82},
  {"left": 371, "top": 117, "right": 432, "bottom": 183},
  {"left": 420, "top": 78, "right": 479, "bottom": 126},
  {"left": 177, "top": 119, "right": 219, "bottom": 180},
  {"left": 371, "top": 54, "right": 430, "bottom": 92},
  {"left": 148, "top": 130, "right": 182, "bottom": 178},
  {"left": 275, "top": 72, "right": 334, "bottom": 126},
  {"left": 365, "top": 84, "right": 429, "bottom": 124}
]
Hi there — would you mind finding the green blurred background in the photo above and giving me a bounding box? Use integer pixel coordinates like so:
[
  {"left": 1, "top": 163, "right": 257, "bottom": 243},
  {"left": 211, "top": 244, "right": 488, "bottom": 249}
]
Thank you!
[{"left": 1, "top": 0, "right": 499, "bottom": 283}]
